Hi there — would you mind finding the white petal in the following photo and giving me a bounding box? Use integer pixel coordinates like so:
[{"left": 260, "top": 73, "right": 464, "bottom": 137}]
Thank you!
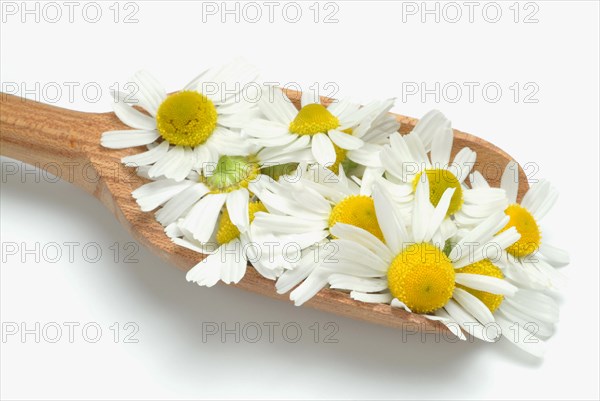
[
  {"left": 452, "top": 147, "right": 477, "bottom": 183},
  {"left": 132, "top": 70, "right": 167, "bottom": 116},
  {"left": 469, "top": 171, "right": 491, "bottom": 189},
  {"left": 132, "top": 179, "right": 194, "bottom": 212},
  {"left": 301, "top": 90, "right": 319, "bottom": 107},
  {"left": 499, "top": 304, "right": 555, "bottom": 338},
  {"left": 311, "top": 133, "right": 336, "bottom": 166},
  {"left": 194, "top": 144, "right": 219, "bottom": 171},
  {"left": 507, "top": 289, "right": 560, "bottom": 322},
  {"left": 148, "top": 146, "right": 193, "bottom": 182},
  {"left": 347, "top": 144, "right": 383, "bottom": 168},
  {"left": 183, "top": 65, "right": 214, "bottom": 91},
  {"left": 257, "top": 136, "right": 311, "bottom": 163},
  {"left": 373, "top": 182, "right": 408, "bottom": 254},
  {"left": 156, "top": 183, "right": 210, "bottom": 226},
  {"left": 425, "top": 187, "right": 455, "bottom": 240},
  {"left": 430, "top": 127, "right": 453, "bottom": 167},
  {"left": 496, "top": 312, "right": 546, "bottom": 357},
  {"left": 217, "top": 109, "right": 258, "bottom": 129},
  {"left": 504, "top": 257, "right": 551, "bottom": 290},
  {"left": 533, "top": 186, "right": 559, "bottom": 221},
  {"left": 186, "top": 252, "right": 222, "bottom": 287},
  {"left": 405, "top": 132, "right": 430, "bottom": 168},
  {"left": 112, "top": 92, "right": 156, "bottom": 130},
  {"left": 252, "top": 213, "right": 326, "bottom": 234},
  {"left": 181, "top": 193, "right": 227, "bottom": 243},
  {"left": 121, "top": 140, "right": 169, "bottom": 167},
  {"left": 539, "top": 242, "right": 570, "bottom": 267},
  {"left": 219, "top": 238, "right": 247, "bottom": 284},
  {"left": 290, "top": 270, "right": 329, "bottom": 306},
  {"left": 329, "top": 223, "right": 393, "bottom": 263},
  {"left": 329, "top": 239, "right": 389, "bottom": 276},
  {"left": 412, "top": 175, "right": 433, "bottom": 243},
  {"left": 444, "top": 299, "right": 498, "bottom": 342},
  {"left": 358, "top": 167, "right": 384, "bottom": 197},
  {"left": 434, "top": 309, "right": 467, "bottom": 341},
  {"left": 521, "top": 180, "right": 550, "bottom": 213},
  {"left": 455, "top": 273, "right": 518, "bottom": 296},
  {"left": 244, "top": 118, "right": 290, "bottom": 139},
  {"left": 522, "top": 256, "right": 567, "bottom": 289},
  {"left": 101, "top": 130, "right": 159, "bottom": 149},
  {"left": 338, "top": 101, "right": 384, "bottom": 128},
  {"left": 452, "top": 288, "right": 495, "bottom": 325},
  {"left": 258, "top": 86, "right": 298, "bottom": 125},
  {"left": 226, "top": 189, "right": 250, "bottom": 233},
  {"left": 208, "top": 127, "right": 254, "bottom": 156},
  {"left": 276, "top": 253, "right": 317, "bottom": 294},
  {"left": 454, "top": 227, "right": 520, "bottom": 268},
  {"left": 450, "top": 211, "right": 508, "bottom": 262},
  {"left": 410, "top": 110, "right": 452, "bottom": 152},
  {"left": 440, "top": 218, "right": 458, "bottom": 243},
  {"left": 501, "top": 161, "right": 519, "bottom": 204},
  {"left": 326, "top": 99, "right": 356, "bottom": 119},
  {"left": 504, "top": 296, "right": 559, "bottom": 324},
  {"left": 328, "top": 129, "right": 364, "bottom": 150}
]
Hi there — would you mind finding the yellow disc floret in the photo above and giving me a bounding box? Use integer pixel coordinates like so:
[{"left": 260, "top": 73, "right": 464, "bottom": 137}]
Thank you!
[
  {"left": 216, "top": 209, "right": 239, "bottom": 245},
  {"left": 156, "top": 90, "right": 218, "bottom": 147},
  {"left": 500, "top": 204, "right": 541, "bottom": 257},
  {"left": 412, "top": 169, "right": 463, "bottom": 216},
  {"left": 387, "top": 243, "right": 456, "bottom": 314},
  {"left": 289, "top": 103, "right": 340, "bottom": 136},
  {"left": 328, "top": 195, "right": 384, "bottom": 242},
  {"left": 216, "top": 201, "right": 267, "bottom": 245},
  {"left": 202, "top": 156, "right": 260, "bottom": 194},
  {"left": 456, "top": 259, "right": 504, "bottom": 312}
]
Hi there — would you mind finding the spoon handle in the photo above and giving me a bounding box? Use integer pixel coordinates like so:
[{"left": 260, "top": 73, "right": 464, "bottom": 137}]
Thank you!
[{"left": 0, "top": 93, "right": 119, "bottom": 194}]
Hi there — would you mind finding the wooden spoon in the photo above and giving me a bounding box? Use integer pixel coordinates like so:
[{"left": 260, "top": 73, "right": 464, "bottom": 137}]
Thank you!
[{"left": 0, "top": 90, "right": 529, "bottom": 334}]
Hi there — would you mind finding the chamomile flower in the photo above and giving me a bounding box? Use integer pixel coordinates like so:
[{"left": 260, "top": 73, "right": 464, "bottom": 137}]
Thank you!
[
  {"left": 380, "top": 111, "right": 507, "bottom": 231},
  {"left": 448, "top": 255, "right": 558, "bottom": 357},
  {"left": 165, "top": 201, "right": 282, "bottom": 287},
  {"left": 250, "top": 164, "right": 384, "bottom": 295},
  {"left": 288, "top": 177, "right": 521, "bottom": 343},
  {"left": 470, "top": 162, "right": 570, "bottom": 290},
  {"left": 245, "top": 87, "right": 398, "bottom": 170},
  {"left": 101, "top": 60, "right": 259, "bottom": 181},
  {"left": 131, "top": 142, "right": 312, "bottom": 243}
]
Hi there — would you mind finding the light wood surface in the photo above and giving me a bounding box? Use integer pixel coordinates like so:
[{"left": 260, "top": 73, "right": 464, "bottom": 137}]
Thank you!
[{"left": 0, "top": 91, "right": 529, "bottom": 334}]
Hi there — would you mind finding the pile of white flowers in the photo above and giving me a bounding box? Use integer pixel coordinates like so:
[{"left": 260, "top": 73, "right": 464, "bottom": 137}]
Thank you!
[{"left": 102, "top": 60, "right": 569, "bottom": 357}]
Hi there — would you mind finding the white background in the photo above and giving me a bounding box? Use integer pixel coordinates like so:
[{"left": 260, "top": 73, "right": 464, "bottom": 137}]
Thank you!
[{"left": 1, "top": 1, "right": 599, "bottom": 399}]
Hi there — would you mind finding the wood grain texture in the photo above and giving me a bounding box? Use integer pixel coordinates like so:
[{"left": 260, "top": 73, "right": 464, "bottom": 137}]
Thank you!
[{"left": 0, "top": 91, "right": 529, "bottom": 334}]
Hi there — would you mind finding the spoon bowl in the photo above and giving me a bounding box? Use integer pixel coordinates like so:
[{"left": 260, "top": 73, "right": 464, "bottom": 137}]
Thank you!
[{"left": 0, "top": 90, "right": 529, "bottom": 334}]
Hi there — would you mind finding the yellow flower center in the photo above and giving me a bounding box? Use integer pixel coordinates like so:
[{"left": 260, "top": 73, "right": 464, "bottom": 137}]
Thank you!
[
  {"left": 388, "top": 243, "right": 456, "bottom": 314},
  {"left": 328, "top": 195, "right": 384, "bottom": 242},
  {"left": 456, "top": 260, "right": 505, "bottom": 313},
  {"left": 412, "top": 169, "right": 463, "bottom": 216},
  {"left": 156, "top": 91, "right": 218, "bottom": 147},
  {"left": 500, "top": 204, "right": 541, "bottom": 257},
  {"left": 216, "top": 201, "right": 267, "bottom": 245},
  {"left": 289, "top": 103, "right": 339, "bottom": 136},
  {"left": 202, "top": 156, "right": 260, "bottom": 194}
]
